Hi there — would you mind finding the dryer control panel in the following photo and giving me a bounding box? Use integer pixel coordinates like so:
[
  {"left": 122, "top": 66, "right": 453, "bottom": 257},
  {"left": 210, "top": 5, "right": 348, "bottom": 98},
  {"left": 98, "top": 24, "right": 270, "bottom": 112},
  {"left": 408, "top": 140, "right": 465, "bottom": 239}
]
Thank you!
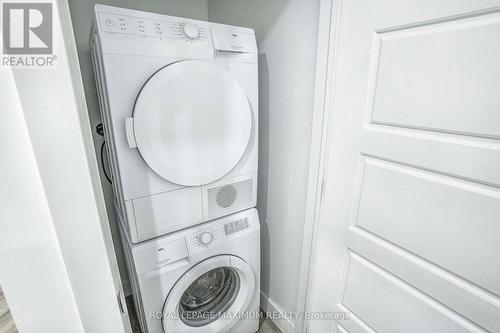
[
  {"left": 93, "top": 5, "right": 257, "bottom": 59},
  {"left": 97, "top": 12, "right": 210, "bottom": 45}
]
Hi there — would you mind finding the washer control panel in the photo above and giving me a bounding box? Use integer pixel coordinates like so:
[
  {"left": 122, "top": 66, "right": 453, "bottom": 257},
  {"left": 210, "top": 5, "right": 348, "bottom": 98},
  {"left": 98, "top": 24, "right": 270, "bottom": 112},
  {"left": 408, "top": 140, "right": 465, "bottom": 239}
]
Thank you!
[
  {"left": 98, "top": 12, "right": 210, "bottom": 44},
  {"left": 189, "top": 213, "right": 257, "bottom": 249}
]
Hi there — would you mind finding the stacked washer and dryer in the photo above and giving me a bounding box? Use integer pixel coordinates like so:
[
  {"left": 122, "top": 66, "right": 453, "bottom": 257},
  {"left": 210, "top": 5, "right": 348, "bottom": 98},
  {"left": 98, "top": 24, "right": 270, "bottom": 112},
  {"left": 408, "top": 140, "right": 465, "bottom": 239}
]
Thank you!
[{"left": 90, "top": 5, "right": 260, "bottom": 333}]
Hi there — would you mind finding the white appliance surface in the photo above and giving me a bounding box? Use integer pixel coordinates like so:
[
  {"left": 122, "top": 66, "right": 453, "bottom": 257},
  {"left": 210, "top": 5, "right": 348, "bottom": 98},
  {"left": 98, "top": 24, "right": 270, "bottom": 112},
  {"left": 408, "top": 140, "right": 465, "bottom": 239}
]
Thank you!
[
  {"left": 90, "top": 5, "right": 258, "bottom": 243},
  {"left": 120, "top": 208, "right": 260, "bottom": 333}
]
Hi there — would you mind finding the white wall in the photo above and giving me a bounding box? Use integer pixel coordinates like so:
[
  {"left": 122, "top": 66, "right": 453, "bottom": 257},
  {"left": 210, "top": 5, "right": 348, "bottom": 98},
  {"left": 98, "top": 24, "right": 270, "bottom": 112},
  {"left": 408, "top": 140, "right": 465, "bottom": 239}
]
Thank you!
[
  {"left": 208, "top": 1, "right": 320, "bottom": 332},
  {"left": 0, "top": 69, "right": 84, "bottom": 333},
  {"left": 0, "top": 1, "right": 130, "bottom": 332},
  {"left": 67, "top": 0, "right": 209, "bottom": 295}
]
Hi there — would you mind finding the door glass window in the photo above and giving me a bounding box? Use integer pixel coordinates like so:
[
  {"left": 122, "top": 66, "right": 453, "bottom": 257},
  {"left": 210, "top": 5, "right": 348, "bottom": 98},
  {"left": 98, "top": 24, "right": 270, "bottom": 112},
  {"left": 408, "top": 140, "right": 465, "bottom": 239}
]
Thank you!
[{"left": 179, "top": 266, "right": 240, "bottom": 327}]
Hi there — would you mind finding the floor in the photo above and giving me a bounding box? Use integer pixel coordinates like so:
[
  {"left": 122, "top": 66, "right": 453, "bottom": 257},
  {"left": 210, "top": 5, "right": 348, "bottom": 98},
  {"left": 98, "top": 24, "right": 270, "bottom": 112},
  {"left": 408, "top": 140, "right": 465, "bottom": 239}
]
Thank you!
[
  {"left": 257, "top": 314, "right": 282, "bottom": 333},
  {"left": 0, "top": 290, "right": 280, "bottom": 333},
  {"left": 126, "top": 296, "right": 282, "bottom": 333},
  {"left": 0, "top": 288, "right": 17, "bottom": 333}
]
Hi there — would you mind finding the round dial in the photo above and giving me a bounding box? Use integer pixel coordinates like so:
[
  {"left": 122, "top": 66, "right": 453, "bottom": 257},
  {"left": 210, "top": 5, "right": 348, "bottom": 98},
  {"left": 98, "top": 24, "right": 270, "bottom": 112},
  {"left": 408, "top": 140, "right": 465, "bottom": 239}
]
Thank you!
[
  {"left": 199, "top": 232, "right": 213, "bottom": 245},
  {"left": 182, "top": 23, "right": 200, "bottom": 39}
]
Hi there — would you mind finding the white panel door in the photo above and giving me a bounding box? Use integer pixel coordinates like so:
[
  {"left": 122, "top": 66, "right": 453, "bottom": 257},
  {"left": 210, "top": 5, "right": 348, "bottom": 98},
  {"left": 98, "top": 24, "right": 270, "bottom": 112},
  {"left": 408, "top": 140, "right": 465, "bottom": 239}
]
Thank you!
[{"left": 308, "top": 1, "right": 500, "bottom": 332}]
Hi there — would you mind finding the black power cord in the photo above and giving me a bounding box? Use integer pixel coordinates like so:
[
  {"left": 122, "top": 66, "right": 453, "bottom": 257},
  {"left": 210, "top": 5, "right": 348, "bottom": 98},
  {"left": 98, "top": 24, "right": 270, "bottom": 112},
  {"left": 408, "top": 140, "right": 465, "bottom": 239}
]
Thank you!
[
  {"left": 100, "top": 141, "right": 113, "bottom": 184},
  {"left": 96, "top": 123, "right": 112, "bottom": 184}
]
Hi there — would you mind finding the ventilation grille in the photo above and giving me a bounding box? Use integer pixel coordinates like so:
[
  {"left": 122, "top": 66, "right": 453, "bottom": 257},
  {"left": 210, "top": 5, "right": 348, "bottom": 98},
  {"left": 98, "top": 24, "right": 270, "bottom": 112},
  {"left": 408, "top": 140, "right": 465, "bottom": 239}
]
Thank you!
[
  {"left": 216, "top": 185, "right": 237, "bottom": 208},
  {"left": 207, "top": 179, "right": 253, "bottom": 220}
]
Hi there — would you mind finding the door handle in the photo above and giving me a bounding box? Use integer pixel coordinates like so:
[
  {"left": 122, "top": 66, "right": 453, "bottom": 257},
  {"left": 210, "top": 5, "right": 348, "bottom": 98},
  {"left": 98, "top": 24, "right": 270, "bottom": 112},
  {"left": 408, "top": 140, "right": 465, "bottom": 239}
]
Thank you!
[{"left": 125, "top": 117, "right": 137, "bottom": 148}]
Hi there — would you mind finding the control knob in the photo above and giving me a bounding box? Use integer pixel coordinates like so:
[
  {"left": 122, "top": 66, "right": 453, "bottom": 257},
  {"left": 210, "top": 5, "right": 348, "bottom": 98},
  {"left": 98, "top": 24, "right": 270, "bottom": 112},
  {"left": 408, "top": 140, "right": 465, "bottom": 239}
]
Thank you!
[
  {"left": 199, "top": 231, "right": 213, "bottom": 246},
  {"left": 182, "top": 23, "right": 200, "bottom": 39}
]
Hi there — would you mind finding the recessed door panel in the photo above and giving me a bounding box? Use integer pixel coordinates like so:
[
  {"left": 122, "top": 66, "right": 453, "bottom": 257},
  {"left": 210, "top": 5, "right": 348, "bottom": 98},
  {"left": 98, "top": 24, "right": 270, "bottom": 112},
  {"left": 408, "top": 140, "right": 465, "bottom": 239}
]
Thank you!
[
  {"left": 356, "top": 157, "right": 500, "bottom": 295},
  {"left": 371, "top": 14, "right": 500, "bottom": 138}
]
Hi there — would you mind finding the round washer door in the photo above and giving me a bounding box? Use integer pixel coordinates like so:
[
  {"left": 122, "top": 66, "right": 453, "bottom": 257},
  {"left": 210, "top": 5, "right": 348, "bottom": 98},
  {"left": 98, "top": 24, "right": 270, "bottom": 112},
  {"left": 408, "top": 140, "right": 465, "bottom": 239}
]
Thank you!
[
  {"left": 162, "top": 255, "right": 256, "bottom": 332},
  {"left": 133, "top": 60, "right": 252, "bottom": 186}
]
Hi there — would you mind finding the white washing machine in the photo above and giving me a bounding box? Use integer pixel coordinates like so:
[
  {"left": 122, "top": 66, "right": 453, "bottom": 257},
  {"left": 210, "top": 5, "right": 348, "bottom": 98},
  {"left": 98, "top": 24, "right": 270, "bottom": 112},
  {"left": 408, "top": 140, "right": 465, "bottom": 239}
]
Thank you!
[
  {"left": 90, "top": 5, "right": 258, "bottom": 243},
  {"left": 120, "top": 208, "right": 260, "bottom": 333}
]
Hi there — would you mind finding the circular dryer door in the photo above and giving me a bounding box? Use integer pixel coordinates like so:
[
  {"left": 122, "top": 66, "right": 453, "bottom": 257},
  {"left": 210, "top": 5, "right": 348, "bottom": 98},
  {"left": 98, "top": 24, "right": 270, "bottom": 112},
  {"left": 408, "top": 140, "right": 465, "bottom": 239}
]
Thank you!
[
  {"left": 132, "top": 60, "right": 252, "bottom": 186},
  {"left": 162, "top": 255, "right": 255, "bottom": 332}
]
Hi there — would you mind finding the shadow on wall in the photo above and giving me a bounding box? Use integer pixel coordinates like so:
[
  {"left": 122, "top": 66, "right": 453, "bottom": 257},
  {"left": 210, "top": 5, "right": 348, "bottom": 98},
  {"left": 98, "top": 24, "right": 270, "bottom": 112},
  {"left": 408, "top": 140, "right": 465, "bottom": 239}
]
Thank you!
[
  {"left": 208, "top": 0, "right": 292, "bottom": 306},
  {"left": 209, "top": 0, "right": 304, "bottom": 313},
  {"left": 257, "top": 53, "right": 270, "bottom": 297}
]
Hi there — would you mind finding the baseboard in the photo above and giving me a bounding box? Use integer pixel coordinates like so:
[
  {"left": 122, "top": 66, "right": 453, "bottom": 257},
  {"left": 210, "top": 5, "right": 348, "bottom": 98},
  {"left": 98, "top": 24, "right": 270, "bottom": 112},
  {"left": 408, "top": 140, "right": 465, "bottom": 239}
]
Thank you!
[{"left": 260, "top": 291, "right": 296, "bottom": 333}]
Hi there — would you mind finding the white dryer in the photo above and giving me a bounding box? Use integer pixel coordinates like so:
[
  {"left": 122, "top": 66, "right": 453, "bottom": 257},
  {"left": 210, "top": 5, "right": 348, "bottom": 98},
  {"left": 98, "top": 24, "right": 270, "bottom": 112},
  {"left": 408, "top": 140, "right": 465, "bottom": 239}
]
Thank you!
[
  {"left": 120, "top": 208, "right": 260, "bottom": 333},
  {"left": 90, "top": 5, "right": 258, "bottom": 243}
]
